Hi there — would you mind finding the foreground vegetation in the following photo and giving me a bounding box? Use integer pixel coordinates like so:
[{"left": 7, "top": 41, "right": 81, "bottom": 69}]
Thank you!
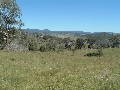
[
  {"left": 0, "top": 1, "right": 120, "bottom": 89},
  {"left": 0, "top": 48, "right": 120, "bottom": 90}
]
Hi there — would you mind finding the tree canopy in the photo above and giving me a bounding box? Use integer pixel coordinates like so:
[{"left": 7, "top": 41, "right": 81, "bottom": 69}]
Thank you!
[
  {"left": 0, "top": 0, "right": 23, "bottom": 47},
  {"left": 0, "top": 0, "right": 23, "bottom": 31}
]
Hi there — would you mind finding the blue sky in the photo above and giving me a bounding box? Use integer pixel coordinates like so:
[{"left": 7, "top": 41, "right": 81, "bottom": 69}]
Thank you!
[{"left": 16, "top": 0, "right": 120, "bottom": 33}]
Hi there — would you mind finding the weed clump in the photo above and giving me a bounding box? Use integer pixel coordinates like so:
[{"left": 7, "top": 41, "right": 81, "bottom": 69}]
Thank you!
[{"left": 84, "top": 48, "right": 103, "bottom": 57}]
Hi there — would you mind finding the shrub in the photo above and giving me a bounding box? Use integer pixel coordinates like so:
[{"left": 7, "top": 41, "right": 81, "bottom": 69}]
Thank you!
[
  {"left": 0, "top": 44, "right": 4, "bottom": 50},
  {"left": 84, "top": 52, "right": 101, "bottom": 57},
  {"left": 84, "top": 48, "right": 103, "bottom": 57},
  {"left": 28, "top": 42, "right": 37, "bottom": 51},
  {"left": 8, "top": 42, "right": 28, "bottom": 51},
  {"left": 46, "top": 42, "right": 56, "bottom": 51},
  {"left": 39, "top": 45, "right": 46, "bottom": 52},
  {"left": 0, "top": 32, "right": 4, "bottom": 47},
  {"left": 97, "top": 48, "right": 103, "bottom": 56}
]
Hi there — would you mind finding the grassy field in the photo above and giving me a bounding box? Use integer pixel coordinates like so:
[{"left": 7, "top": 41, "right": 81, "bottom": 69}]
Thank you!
[{"left": 0, "top": 48, "right": 120, "bottom": 90}]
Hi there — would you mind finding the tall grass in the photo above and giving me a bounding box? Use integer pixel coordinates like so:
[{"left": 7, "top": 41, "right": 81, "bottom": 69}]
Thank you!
[{"left": 0, "top": 48, "right": 120, "bottom": 90}]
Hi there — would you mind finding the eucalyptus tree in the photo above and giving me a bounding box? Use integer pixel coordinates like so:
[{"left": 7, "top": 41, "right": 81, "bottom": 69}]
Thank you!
[{"left": 0, "top": 0, "right": 23, "bottom": 47}]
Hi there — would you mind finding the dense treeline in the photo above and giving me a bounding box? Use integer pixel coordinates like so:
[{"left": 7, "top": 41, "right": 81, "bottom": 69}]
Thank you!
[
  {"left": 0, "top": 29, "right": 120, "bottom": 52},
  {"left": 0, "top": 0, "right": 120, "bottom": 52}
]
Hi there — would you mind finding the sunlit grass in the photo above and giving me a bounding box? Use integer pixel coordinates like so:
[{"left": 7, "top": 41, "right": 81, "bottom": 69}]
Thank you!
[{"left": 0, "top": 48, "right": 120, "bottom": 90}]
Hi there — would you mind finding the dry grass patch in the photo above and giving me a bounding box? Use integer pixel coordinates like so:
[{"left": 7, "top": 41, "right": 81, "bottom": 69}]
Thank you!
[{"left": 0, "top": 48, "right": 120, "bottom": 89}]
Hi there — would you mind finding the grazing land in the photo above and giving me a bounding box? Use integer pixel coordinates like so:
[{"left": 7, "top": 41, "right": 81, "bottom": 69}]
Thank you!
[
  {"left": 0, "top": 48, "right": 120, "bottom": 90},
  {"left": 0, "top": 0, "right": 120, "bottom": 89}
]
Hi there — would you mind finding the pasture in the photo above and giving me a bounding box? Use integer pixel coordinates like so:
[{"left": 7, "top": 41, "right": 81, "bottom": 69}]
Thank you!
[{"left": 0, "top": 48, "right": 120, "bottom": 90}]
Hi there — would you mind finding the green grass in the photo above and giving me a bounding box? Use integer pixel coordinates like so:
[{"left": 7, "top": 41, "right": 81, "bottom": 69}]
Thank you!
[{"left": 0, "top": 48, "right": 120, "bottom": 90}]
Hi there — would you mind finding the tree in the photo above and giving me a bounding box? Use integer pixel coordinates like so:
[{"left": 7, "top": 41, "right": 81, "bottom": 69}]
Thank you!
[
  {"left": 109, "top": 34, "right": 120, "bottom": 48},
  {"left": 75, "top": 38, "right": 85, "bottom": 49},
  {"left": 0, "top": 0, "right": 23, "bottom": 47},
  {"left": 94, "top": 38, "right": 112, "bottom": 48}
]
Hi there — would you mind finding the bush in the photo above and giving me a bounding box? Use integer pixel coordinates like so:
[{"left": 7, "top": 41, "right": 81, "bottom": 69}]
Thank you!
[
  {"left": 7, "top": 42, "right": 28, "bottom": 51},
  {"left": 39, "top": 45, "right": 46, "bottom": 52},
  {"left": 0, "top": 32, "right": 4, "bottom": 45},
  {"left": 84, "top": 52, "right": 101, "bottom": 57},
  {"left": 0, "top": 44, "right": 4, "bottom": 50},
  {"left": 84, "top": 48, "right": 103, "bottom": 57},
  {"left": 28, "top": 42, "right": 37, "bottom": 51},
  {"left": 46, "top": 42, "right": 56, "bottom": 51},
  {"left": 97, "top": 48, "right": 103, "bottom": 56}
]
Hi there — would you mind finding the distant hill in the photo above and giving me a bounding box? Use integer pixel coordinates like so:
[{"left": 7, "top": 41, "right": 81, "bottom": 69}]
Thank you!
[
  {"left": 23, "top": 28, "right": 50, "bottom": 33},
  {"left": 23, "top": 28, "right": 119, "bottom": 36},
  {"left": 23, "top": 28, "right": 91, "bottom": 35}
]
